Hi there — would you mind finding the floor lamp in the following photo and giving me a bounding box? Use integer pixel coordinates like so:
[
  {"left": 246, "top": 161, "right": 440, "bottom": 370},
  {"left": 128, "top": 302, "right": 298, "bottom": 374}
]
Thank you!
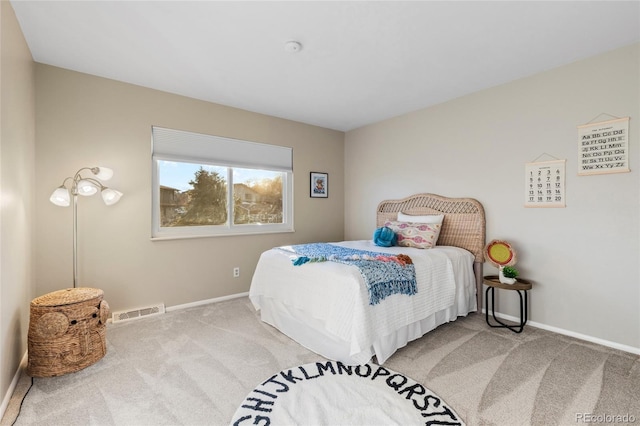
[{"left": 49, "top": 166, "right": 123, "bottom": 288}]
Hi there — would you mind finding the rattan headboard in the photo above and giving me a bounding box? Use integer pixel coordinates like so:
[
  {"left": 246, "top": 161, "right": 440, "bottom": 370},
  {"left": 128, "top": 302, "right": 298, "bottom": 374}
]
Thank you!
[
  {"left": 377, "top": 193, "right": 486, "bottom": 311},
  {"left": 376, "top": 193, "right": 486, "bottom": 261}
]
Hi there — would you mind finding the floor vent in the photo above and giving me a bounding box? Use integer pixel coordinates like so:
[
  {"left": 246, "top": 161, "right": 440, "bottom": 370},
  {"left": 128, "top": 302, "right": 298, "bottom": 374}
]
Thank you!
[{"left": 111, "top": 304, "right": 165, "bottom": 324}]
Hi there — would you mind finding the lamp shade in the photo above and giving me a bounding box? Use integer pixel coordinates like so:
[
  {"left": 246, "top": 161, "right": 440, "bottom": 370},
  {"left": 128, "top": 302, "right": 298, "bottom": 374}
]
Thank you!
[
  {"left": 77, "top": 179, "right": 98, "bottom": 196},
  {"left": 94, "top": 167, "right": 114, "bottom": 181},
  {"left": 50, "top": 187, "right": 71, "bottom": 206},
  {"left": 101, "top": 188, "right": 123, "bottom": 205}
]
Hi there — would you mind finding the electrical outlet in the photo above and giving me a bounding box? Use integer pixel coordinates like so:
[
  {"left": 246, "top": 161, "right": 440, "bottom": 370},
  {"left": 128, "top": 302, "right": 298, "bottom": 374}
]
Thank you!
[{"left": 233, "top": 267, "right": 240, "bottom": 278}]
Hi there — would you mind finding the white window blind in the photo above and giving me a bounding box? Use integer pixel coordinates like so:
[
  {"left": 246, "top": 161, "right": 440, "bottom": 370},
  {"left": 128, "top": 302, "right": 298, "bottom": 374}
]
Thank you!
[{"left": 152, "top": 126, "right": 292, "bottom": 171}]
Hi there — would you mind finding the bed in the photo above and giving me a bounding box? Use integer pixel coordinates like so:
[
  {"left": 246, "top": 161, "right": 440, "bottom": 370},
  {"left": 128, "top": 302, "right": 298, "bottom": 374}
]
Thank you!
[{"left": 249, "top": 193, "right": 486, "bottom": 365}]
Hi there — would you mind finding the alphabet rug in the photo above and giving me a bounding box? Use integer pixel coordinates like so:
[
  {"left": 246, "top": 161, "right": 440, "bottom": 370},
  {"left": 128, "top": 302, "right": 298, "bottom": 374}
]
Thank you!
[{"left": 230, "top": 360, "right": 465, "bottom": 425}]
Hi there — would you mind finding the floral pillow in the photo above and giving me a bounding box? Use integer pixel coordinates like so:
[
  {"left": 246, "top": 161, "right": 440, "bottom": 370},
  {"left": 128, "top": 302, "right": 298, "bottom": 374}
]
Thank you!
[{"left": 384, "top": 220, "right": 442, "bottom": 249}]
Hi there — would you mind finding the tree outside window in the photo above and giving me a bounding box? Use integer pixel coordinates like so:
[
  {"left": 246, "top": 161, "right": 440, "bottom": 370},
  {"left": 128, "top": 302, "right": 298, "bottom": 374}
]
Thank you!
[{"left": 158, "top": 162, "right": 284, "bottom": 229}]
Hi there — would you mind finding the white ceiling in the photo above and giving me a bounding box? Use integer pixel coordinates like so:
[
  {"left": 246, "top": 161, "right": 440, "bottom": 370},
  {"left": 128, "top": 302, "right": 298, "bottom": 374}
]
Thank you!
[{"left": 10, "top": 1, "right": 640, "bottom": 132}]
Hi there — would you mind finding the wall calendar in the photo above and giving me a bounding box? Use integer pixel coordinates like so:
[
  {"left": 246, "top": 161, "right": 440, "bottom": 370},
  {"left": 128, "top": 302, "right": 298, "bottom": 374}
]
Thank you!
[{"left": 525, "top": 159, "right": 566, "bottom": 208}]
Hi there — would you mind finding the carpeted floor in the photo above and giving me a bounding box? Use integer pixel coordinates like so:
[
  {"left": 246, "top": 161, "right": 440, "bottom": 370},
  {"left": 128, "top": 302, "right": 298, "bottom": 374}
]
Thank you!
[{"left": 2, "top": 296, "right": 639, "bottom": 425}]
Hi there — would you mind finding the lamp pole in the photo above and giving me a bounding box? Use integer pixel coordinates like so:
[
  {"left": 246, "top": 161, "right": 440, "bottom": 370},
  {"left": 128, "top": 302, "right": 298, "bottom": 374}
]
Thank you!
[{"left": 72, "top": 191, "right": 79, "bottom": 288}]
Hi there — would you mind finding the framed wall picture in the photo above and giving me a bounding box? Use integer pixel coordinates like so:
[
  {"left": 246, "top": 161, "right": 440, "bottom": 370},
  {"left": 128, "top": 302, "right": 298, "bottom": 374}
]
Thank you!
[
  {"left": 310, "top": 172, "right": 328, "bottom": 198},
  {"left": 577, "top": 117, "right": 630, "bottom": 175}
]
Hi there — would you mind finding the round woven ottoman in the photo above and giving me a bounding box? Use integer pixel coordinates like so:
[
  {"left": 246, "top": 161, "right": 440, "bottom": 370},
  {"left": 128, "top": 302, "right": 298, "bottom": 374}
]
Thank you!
[{"left": 27, "top": 287, "right": 110, "bottom": 377}]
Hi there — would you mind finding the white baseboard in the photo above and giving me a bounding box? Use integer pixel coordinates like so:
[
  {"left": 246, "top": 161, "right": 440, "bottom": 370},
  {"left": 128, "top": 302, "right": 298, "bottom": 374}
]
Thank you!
[
  {"left": 136, "top": 293, "right": 640, "bottom": 356},
  {"left": 106, "top": 292, "right": 251, "bottom": 324},
  {"left": 483, "top": 309, "right": 640, "bottom": 355},
  {"left": 1, "top": 351, "right": 28, "bottom": 422},
  {"left": 170, "top": 295, "right": 640, "bottom": 355},
  {"left": 166, "top": 291, "right": 249, "bottom": 312}
]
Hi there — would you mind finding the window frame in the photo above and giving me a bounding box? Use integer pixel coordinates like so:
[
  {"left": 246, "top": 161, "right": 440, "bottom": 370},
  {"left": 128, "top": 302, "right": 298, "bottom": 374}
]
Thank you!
[{"left": 151, "top": 128, "right": 294, "bottom": 240}]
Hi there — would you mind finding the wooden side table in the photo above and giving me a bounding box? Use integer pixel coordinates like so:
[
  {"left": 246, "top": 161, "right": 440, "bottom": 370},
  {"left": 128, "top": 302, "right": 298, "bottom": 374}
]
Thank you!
[{"left": 484, "top": 275, "right": 532, "bottom": 333}]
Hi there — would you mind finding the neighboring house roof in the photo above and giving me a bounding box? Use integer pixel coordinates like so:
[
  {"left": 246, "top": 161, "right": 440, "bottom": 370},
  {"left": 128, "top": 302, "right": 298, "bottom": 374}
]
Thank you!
[{"left": 233, "top": 183, "right": 259, "bottom": 195}]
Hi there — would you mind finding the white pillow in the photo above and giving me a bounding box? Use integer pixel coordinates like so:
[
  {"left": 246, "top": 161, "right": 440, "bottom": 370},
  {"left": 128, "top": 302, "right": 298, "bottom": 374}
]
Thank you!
[{"left": 397, "top": 212, "right": 444, "bottom": 224}]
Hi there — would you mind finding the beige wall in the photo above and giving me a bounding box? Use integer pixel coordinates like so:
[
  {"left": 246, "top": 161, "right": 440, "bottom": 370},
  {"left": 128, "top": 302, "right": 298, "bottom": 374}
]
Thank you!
[
  {"left": 3, "top": 6, "right": 637, "bottom": 414},
  {"left": 345, "top": 43, "right": 640, "bottom": 351},
  {"left": 34, "top": 65, "right": 344, "bottom": 312},
  {"left": 0, "top": 0, "right": 36, "bottom": 413}
]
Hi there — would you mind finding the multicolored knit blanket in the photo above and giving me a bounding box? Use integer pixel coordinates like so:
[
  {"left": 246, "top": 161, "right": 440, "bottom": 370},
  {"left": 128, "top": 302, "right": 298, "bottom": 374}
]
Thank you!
[{"left": 279, "top": 243, "right": 416, "bottom": 305}]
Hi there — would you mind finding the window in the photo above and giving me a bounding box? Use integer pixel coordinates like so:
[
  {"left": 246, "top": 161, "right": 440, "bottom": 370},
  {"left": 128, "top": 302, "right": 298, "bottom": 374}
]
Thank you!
[{"left": 152, "top": 127, "right": 293, "bottom": 239}]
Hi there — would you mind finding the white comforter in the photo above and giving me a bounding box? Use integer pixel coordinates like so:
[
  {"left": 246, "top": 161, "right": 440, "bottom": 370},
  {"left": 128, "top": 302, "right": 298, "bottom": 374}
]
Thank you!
[{"left": 250, "top": 240, "right": 475, "bottom": 361}]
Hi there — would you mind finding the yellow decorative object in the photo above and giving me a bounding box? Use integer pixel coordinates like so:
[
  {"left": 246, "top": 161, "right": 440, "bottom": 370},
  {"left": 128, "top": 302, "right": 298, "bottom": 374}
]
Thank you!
[{"left": 484, "top": 240, "right": 517, "bottom": 268}]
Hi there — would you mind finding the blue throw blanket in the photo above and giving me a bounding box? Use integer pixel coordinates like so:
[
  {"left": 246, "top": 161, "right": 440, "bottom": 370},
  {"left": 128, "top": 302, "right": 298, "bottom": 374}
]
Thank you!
[{"left": 280, "top": 243, "right": 416, "bottom": 305}]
